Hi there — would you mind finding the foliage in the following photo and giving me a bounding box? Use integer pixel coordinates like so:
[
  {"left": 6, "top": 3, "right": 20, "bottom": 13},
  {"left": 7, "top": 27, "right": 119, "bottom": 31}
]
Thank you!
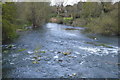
[
  {"left": 81, "top": 2, "right": 102, "bottom": 18},
  {"left": 51, "top": 2, "right": 119, "bottom": 36},
  {"left": 20, "top": 2, "right": 51, "bottom": 28},
  {"left": 0, "top": 2, "right": 2, "bottom": 44},
  {"left": 2, "top": 2, "right": 119, "bottom": 44},
  {"left": 2, "top": 2, "right": 51, "bottom": 44},
  {"left": 86, "top": 2, "right": 119, "bottom": 36},
  {"left": 2, "top": 2, "right": 18, "bottom": 43},
  {"left": 71, "top": 18, "right": 87, "bottom": 27}
]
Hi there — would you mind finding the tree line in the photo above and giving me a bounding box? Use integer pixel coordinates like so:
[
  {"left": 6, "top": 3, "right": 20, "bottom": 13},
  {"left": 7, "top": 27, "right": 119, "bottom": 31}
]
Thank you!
[
  {"left": 2, "top": 2, "right": 120, "bottom": 44},
  {"left": 50, "top": 2, "right": 119, "bottom": 36},
  {"left": 2, "top": 2, "right": 51, "bottom": 44}
]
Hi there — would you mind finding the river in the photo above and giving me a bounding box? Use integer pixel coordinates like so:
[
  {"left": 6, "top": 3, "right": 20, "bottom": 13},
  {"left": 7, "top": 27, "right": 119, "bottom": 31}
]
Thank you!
[{"left": 2, "top": 23, "right": 119, "bottom": 78}]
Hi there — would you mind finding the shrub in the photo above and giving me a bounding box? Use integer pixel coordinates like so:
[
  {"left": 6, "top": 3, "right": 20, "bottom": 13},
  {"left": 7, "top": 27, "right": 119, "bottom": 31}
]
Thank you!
[{"left": 86, "top": 10, "right": 119, "bottom": 36}]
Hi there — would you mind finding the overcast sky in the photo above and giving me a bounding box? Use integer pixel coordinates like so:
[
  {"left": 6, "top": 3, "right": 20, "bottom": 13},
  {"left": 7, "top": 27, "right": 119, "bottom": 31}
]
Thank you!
[
  {"left": 50, "top": 0, "right": 119, "bottom": 6},
  {"left": 3, "top": 0, "right": 120, "bottom": 6},
  {"left": 50, "top": 0, "right": 86, "bottom": 6}
]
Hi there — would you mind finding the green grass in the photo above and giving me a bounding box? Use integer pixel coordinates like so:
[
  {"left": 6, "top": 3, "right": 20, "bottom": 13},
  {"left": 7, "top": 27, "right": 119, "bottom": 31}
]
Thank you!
[
  {"left": 40, "top": 51, "right": 46, "bottom": 53},
  {"left": 63, "top": 17, "right": 73, "bottom": 20},
  {"left": 18, "top": 49, "right": 27, "bottom": 52}
]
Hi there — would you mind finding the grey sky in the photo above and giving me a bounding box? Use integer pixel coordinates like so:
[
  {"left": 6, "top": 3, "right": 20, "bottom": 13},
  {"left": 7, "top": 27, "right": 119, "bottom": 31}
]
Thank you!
[{"left": 2, "top": 0, "right": 120, "bottom": 6}]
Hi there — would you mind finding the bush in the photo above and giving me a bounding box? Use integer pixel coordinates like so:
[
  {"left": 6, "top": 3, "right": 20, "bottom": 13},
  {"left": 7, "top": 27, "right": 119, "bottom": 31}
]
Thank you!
[
  {"left": 2, "top": 19, "right": 18, "bottom": 43},
  {"left": 2, "top": 2, "right": 18, "bottom": 44},
  {"left": 72, "top": 18, "right": 87, "bottom": 27},
  {"left": 86, "top": 10, "right": 119, "bottom": 36}
]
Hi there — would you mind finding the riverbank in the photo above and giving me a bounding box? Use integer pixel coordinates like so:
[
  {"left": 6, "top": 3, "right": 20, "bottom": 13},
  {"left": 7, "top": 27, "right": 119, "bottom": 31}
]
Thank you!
[
  {"left": 49, "top": 2, "right": 119, "bottom": 36},
  {"left": 49, "top": 16, "right": 119, "bottom": 36}
]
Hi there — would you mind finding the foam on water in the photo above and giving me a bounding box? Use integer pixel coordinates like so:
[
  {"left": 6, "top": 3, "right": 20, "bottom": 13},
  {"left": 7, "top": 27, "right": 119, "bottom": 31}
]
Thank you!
[{"left": 78, "top": 46, "right": 118, "bottom": 56}]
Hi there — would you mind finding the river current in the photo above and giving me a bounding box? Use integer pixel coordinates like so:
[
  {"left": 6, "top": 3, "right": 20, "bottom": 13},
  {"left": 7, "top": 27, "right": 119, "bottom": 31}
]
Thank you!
[{"left": 2, "top": 23, "right": 119, "bottom": 78}]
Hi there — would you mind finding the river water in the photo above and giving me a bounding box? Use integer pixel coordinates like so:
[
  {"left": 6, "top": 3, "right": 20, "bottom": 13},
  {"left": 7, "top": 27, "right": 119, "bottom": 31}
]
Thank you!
[{"left": 2, "top": 23, "right": 119, "bottom": 78}]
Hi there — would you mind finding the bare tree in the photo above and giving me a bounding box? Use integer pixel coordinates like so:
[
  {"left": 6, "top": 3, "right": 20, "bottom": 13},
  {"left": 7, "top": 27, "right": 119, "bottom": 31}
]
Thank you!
[{"left": 19, "top": 2, "right": 50, "bottom": 28}]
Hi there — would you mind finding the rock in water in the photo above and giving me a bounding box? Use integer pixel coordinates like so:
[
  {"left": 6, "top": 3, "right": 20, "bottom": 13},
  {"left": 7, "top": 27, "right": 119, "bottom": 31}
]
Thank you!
[
  {"left": 28, "top": 51, "right": 34, "bottom": 54},
  {"left": 54, "top": 55, "right": 59, "bottom": 59}
]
